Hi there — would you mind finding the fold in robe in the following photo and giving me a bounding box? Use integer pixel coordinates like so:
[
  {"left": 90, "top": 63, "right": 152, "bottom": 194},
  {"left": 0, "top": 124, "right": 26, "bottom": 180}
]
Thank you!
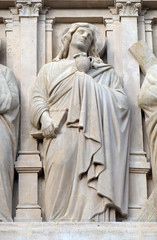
[{"left": 31, "top": 59, "right": 130, "bottom": 221}]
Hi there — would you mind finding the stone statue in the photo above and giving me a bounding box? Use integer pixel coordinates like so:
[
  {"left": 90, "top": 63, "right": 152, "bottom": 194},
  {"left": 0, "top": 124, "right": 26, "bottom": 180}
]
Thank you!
[
  {"left": 130, "top": 41, "right": 157, "bottom": 184},
  {"left": 130, "top": 41, "right": 157, "bottom": 221},
  {"left": 0, "top": 61, "right": 19, "bottom": 221},
  {"left": 31, "top": 23, "right": 130, "bottom": 222}
]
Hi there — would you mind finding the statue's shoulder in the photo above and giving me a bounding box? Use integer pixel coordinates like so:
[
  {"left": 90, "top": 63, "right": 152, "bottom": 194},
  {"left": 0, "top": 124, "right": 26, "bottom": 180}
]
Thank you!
[
  {"left": 0, "top": 64, "right": 16, "bottom": 81},
  {"left": 41, "top": 62, "right": 55, "bottom": 69},
  {"left": 0, "top": 64, "right": 12, "bottom": 73},
  {"left": 40, "top": 61, "right": 60, "bottom": 73}
]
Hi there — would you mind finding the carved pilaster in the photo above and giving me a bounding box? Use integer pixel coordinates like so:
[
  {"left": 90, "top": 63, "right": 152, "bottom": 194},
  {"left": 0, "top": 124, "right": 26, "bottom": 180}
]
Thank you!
[
  {"left": 104, "top": 19, "right": 113, "bottom": 32},
  {"left": 4, "top": 19, "right": 14, "bottom": 68},
  {"left": 14, "top": 0, "right": 44, "bottom": 222},
  {"left": 108, "top": 7, "right": 123, "bottom": 77},
  {"left": 104, "top": 18, "right": 114, "bottom": 66},
  {"left": 115, "top": 0, "right": 149, "bottom": 220},
  {"left": 145, "top": 19, "right": 153, "bottom": 32},
  {"left": 116, "top": 1, "right": 141, "bottom": 17},
  {"left": 145, "top": 19, "right": 153, "bottom": 49},
  {"left": 8, "top": 8, "right": 21, "bottom": 83},
  {"left": 138, "top": 9, "right": 148, "bottom": 41},
  {"left": 16, "top": 0, "right": 42, "bottom": 17},
  {"left": 38, "top": 9, "right": 49, "bottom": 69},
  {"left": 46, "top": 18, "right": 55, "bottom": 62}
]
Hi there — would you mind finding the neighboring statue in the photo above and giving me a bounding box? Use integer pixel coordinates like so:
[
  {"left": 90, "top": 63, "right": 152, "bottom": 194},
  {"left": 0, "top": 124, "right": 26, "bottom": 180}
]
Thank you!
[
  {"left": 130, "top": 41, "right": 157, "bottom": 221},
  {"left": 0, "top": 60, "right": 19, "bottom": 221},
  {"left": 130, "top": 41, "right": 157, "bottom": 184},
  {"left": 31, "top": 23, "right": 130, "bottom": 222}
]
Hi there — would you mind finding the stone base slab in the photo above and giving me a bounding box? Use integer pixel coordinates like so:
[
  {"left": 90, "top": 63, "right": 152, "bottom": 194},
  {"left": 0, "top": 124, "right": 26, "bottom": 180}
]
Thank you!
[{"left": 0, "top": 222, "right": 157, "bottom": 240}]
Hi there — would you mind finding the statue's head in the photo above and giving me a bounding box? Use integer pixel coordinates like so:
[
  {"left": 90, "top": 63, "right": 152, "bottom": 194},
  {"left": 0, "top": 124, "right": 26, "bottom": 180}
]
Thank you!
[{"left": 54, "top": 23, "right": 100, "bottom": 61}]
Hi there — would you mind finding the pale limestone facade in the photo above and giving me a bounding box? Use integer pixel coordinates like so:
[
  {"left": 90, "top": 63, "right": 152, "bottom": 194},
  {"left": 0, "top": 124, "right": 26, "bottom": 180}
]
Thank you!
[{"left": 1, "top": 0, "right": 157, "bottom": 239}]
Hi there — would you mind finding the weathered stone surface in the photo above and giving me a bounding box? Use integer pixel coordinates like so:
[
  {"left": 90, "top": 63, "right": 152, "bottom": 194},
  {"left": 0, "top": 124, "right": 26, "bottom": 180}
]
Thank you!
[{"left": 0, "top": 222, "right": 157, "bottom": 240}]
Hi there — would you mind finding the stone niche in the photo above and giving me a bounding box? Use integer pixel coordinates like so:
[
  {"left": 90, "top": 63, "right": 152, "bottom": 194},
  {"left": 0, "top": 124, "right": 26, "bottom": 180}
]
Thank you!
[{"left": 0, "top": 0, "right": 157, "bottom": 239}]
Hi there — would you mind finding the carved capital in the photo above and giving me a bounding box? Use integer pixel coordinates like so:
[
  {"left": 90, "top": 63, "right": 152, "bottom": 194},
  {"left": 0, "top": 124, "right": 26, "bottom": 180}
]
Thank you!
[
  {"left": 116, "top": 1, "right": 141, "bottom": 17},
  {"left": 145, "top": 19, "right": 153, "bottom": 32},
  {"left": 46, "top": 19, "right": 54, "bottom": 32},
  {"left": 16, "top": 1, "right": 42, "bottom": 17},
  {"left": 109, "top": 7, "right": 120, "bottom": 22},
  {"left": 4, "top": 19, "right": 13, "bottom": 32},
  {"left": 104, "top": 19, "right": 114, "bottom": 31}
]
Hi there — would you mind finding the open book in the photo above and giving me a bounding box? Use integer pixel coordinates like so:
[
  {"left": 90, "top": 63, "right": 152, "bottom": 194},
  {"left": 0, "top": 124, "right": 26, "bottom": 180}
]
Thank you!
[{"left": 31, "top": 108, "right": 68, "bottom": 139}]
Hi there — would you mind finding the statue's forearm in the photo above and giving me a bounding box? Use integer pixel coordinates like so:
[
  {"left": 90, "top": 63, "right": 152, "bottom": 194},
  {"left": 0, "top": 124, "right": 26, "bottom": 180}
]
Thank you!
[
  {"left": 129, "top": 41, "right": 157, "bottom": 75},
  {"left": 40, "top": 111, "right": 50, "bottom": 125}
]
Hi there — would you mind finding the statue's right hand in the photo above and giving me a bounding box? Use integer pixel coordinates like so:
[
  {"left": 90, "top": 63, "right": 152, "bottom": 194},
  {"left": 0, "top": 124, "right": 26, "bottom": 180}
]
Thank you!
[{"left": 40, "top": 111, "right": 58, "bottom": 139}]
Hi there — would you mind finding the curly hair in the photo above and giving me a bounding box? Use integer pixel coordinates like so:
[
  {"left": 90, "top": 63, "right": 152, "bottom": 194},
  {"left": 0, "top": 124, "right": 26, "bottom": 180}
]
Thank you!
[{"left": 53, "top": 23, "right": 100, "bottom": 61}]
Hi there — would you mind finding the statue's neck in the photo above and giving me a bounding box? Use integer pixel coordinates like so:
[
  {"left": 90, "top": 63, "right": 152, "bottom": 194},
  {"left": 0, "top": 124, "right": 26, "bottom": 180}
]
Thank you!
[{"left": 67, "top": 45, "right": 86, "bottom": 60}]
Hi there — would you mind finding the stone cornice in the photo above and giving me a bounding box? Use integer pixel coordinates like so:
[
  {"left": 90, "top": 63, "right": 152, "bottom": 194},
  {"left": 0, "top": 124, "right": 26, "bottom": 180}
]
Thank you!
[
  {"left": 0, "top": 0, "right": 156, "bottom": 10},
  {"left": 0, "top": 1, "right": 15, "bottom": 9}
]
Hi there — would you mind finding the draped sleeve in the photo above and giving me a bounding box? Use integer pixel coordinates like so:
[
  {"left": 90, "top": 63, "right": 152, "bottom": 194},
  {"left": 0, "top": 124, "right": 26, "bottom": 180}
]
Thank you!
[
  {"left": 138, "top": 64, "right": 157, "bottom": 120},
  {"left": 30, "top": 64, "right": 50, "bottom": 129},
  {"left": 0, "top": 68, "right": 12, "bottom": 114}
]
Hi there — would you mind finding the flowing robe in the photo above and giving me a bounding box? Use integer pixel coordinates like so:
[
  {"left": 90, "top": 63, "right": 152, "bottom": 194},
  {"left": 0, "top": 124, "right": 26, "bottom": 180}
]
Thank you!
[
  {"left": 0, "top": 64, "right": 19, "bottom": 221},
  {"left": 139, "top": 64, "right": 157, "bottom": 184},
  {"left": 31, "top": 59, "right": 130, "bottom": 221}
]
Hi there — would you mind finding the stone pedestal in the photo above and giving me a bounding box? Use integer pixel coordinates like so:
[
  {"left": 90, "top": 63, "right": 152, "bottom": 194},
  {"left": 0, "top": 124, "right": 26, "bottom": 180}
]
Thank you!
[
  {"left": 0, "top": 222, "right": 157, "bottom": 240},
  {"left": 15, "top": 151, "right": 42, "bottom": 222}
]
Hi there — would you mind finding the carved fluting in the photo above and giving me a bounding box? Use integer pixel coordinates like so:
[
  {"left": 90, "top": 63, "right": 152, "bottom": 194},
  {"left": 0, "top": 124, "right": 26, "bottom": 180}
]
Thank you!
[
  {"left": 116, "top": 1, "right": 141, "bottom": 17},
  {"left": 16, "top": 1, "right": 42, "bottom": 17}
]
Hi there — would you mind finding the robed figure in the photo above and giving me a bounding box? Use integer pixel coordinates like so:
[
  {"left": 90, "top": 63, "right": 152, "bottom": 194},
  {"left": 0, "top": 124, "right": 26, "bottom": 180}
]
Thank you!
[
  {"left": 0, "top": 64, "right": 19, "bottom": 221},
  {"left": 129, "top": 41, "right": 157, "bottom": 222},
  {"left": 130, "top": 41, "right": 157, "bottom": 185},
  {"left": 31, "top": 23, "right": 130, "bottom": 222}
]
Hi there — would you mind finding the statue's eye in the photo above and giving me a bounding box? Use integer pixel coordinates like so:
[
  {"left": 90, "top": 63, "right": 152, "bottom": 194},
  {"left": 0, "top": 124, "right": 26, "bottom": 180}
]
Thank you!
[{"left": 88, "top": 34, "right": 92, "bottom": 40}]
